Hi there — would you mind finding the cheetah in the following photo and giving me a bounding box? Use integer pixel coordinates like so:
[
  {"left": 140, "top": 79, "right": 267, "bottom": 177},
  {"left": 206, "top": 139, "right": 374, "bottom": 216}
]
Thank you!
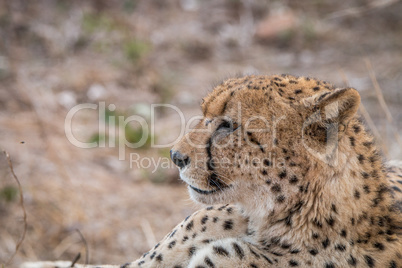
[{"left": 22, "top": 75, "right": 402, "bottom": 268}]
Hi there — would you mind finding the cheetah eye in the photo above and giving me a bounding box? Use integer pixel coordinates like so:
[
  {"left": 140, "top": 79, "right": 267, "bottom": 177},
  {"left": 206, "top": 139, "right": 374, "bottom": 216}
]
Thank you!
[
  {"left": 217, "top": 120, "right": 231, "bottom": 131},
  {"left": 216, "top": 120, "right": 239, "bottom": 132}
]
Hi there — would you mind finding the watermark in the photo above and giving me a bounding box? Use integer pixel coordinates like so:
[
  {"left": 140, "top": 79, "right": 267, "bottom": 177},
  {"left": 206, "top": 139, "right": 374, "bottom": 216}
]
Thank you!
[
  {"left": 128, "top": 152, "right": 286, "bottom": 174},
  {"left": 64, "top": 101, "right": 341, "bottom": 167},
  {"left": 129, "top": 153, "right": 174, "bottom": 173}
]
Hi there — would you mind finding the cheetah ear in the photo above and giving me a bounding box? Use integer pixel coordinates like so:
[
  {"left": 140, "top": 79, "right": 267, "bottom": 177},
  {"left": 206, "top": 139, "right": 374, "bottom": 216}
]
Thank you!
[
  {"left": 301, "top": 88, "right": 360, "bottom": 165},
  {"left": 303, "top": 88, "right": 361, "bottom": 125}
]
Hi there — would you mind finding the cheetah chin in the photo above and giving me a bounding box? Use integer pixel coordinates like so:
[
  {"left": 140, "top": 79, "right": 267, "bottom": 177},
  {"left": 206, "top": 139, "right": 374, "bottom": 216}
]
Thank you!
[{"left": 179, "top": 172, "right": 232, "bottom": 196}]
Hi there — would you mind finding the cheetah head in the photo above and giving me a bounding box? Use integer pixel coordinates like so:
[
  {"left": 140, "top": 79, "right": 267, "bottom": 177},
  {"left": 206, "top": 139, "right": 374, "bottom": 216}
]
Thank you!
[{"left": 171, "top": 75, "right": 360, "bottom": 213}]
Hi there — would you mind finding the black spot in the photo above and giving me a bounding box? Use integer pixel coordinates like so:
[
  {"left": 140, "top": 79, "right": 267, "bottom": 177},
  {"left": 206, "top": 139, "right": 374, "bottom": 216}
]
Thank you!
[
  {"left": 326, "top": 217, "right": 335, "bottom": 226},
  {"left": 373, "top": 242, "right": 385, "bottom": 250},
  {"left": 331, "top": 204, "right": 338, "bottom": 214},
  {"left": 261, "top": 169, "right": 268, "bottom": 176},
  {"left": 353, "top": 125, "right": 361, "bottom": 133},
  {"left": 309, "top": 249, "right": 318, "bottom": 256},
  {"left": 218, "top": 204, "right": 229, "bottom": 211},
  {"left": 155, "top": 254, "right": 163, "bottom": 262},
  {"left": 313, "top": 218, "right": 323, "bottom": 228},
  {"left": 188, "top": 246, "right": 197, "bottom": 256},
  {"left": 335, "top": 244, "right": 346, "bottom": 251},
  {"left": 363, "top": 141, "right": 373, "bottom": 148},
  {"left": 363, "top": 185, "right": 370, "bottom": 193},
  {"left": 271, "top": 183, "right": 281, "bottom": 193},
  {"left": 206, "top": 206, "right": 213, "bottom": 210},
  {"left": 262, "top": 254, "right": 273, "bottom": 264},
  {"left": 263, "top": 159, "right": 272, "bottom": 166},
  {"left": 223, "top": 219, "right": 233, "bottom": 230},
  {"left": 322, "top": 238, "right": 330, "bottom": 249},
  {"left": 278, "top": 170, "right": 287, "bottom": 179},
  {"left": 213, "top": 217, "right": 218, "bottom": 223},
  {"left": 186, "top": 220, "right": 194, "bottom": 231},
  {"left": 325, "top": 263, "right": 335, "bottom": 268},
  {"left": 213, "top": 246, "right": 229, "bottom": 256},
  {"left": 362, "top": 172, "right": 369, "bottom": 179},
  {"left": 204, "top": 257, "right": 215, "bottom": 268},
  {"left": 271, "top": 236, "right": 280, "bottom": 244},
  {"left": 276, "top": 195, "right": 286, "bottom": 203},
  {"left": 201, "top": 216, "right": 209, "bottom": 224},
  {"left": 289, "top": 260, "right": 299, "bottom": 266},
  {"left": 313, "top": 86, "right": 320, "bottom": 91},
  {"left": 392, "top": 186, "right": 401, "bottom": 193},
  {"left": 168, "top": 241, "right": 176, "bottom": 249},
  {"left": 364, "top": 255, "right": 375, "bottom": 267},
  {"left": 354, "top": 190, "right": 361, "bottom": 199},
  {"left": 154, "top": 243, "right": 160, "bottom": 249},
  {"left": 389, "top": 260, "right": 397, "bottom": 268},
  {"left": 349, "top": 136, "right": 356, "bottom": 146},
  {"left": 340, "top": 229, "right": 347, "bottom": 237},
  {"left": 182, "top": 236, "right": 189, "bottom": 243},
  {"left": 290, "top": 249, "right": 300, "bottom": 254},
  {"left": 358, "top": 154, "right": 365, "bottom": 163},
  {"left": 150, "top": 252, "right": 156, "bottom": 260},
  {"left": 232, "top": 243, "right": 245, "bottom": 259},
  {"left": 294, "top": 89, "right": 302, "bottom": 94},
  {"left": 289, "top": 175, "right": 299, "bottom": 184},
  {"left": 226, "top": 207, "right": 233, "bottom": 214},
  {"left": 348, "top": 255, "right": 357, "bottom": 266},
  {"left": 249, "top": 248, "right": 260, "bottom": 259}
]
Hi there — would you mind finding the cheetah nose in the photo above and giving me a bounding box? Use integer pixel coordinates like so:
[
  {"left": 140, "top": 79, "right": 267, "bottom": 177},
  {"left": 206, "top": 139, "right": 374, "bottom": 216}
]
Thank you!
[{"left": 170, "top": 150, "right": 190, "bottom": 169}]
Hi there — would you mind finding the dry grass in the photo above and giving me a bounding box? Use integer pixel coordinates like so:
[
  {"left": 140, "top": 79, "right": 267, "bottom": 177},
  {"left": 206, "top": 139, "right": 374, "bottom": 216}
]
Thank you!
[{"left": 2, "top": 151, "right": 27, "bottom": 266}]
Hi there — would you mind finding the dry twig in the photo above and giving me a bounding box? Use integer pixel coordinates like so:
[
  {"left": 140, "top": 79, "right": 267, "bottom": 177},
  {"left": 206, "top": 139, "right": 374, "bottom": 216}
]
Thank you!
[
  {"left": 75, "top": 229, "right": 89, "bottom": 265},
  {"left": 141, "top": 219, "right": 156, "bottom": 249},
  {"left": 365, "top": 58, "right": 402, "bottom": 151},
  {"left": 326, "top": 0, "right": 400, "bottom": 20},
  {"left": 365, "top": 59, "right": 393, "bottom": 121},
  {"left": 70, "top": 252, "right": 81, "bottom": 267},
  {"left": 3, "top": 151, "right": 28, "bottom": 266}
]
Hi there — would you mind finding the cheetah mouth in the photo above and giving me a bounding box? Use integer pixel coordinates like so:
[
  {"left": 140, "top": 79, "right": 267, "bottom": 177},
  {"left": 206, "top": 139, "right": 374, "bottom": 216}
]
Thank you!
[{"left": 188, "top": 184, "right": 231, "bottom": 195}]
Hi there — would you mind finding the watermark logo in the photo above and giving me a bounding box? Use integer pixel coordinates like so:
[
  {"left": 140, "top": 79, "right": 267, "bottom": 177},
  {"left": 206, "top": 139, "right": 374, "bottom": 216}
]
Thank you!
[{"left": 64, "top": 101, "right": 341, "bottom": 169}]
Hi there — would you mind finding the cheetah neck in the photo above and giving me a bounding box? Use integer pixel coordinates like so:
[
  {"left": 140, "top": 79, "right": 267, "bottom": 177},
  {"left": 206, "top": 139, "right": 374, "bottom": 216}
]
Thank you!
[{"left": 240, "top": 120, "right": 398, "bottom": 254}]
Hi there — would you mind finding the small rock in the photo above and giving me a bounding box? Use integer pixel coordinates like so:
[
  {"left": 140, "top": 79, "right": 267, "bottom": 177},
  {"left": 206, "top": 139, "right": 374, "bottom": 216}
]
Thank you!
[{"left": 255, "top": 9, "right": 298, "bottom": 40}]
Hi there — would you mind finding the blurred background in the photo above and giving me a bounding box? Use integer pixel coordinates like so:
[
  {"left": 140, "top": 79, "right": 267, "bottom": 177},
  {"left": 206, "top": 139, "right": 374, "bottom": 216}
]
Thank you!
[{"left": 0, "top": 0, "right": 401, "bottom": 266}]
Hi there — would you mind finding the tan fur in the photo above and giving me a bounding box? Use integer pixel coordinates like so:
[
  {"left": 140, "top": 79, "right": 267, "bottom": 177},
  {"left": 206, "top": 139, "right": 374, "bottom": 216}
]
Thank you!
[
  {"left": 26, "top": 75, "right": 401, "bottom": 268},
  {"left": 131, "top": 74, "right": 401, "bottom": 268}
]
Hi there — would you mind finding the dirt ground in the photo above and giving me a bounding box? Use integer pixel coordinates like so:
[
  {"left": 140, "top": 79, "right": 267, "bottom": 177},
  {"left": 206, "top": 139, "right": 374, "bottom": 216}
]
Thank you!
[{"left": 0, "top": 0, "right": 401, "bottom": 266}]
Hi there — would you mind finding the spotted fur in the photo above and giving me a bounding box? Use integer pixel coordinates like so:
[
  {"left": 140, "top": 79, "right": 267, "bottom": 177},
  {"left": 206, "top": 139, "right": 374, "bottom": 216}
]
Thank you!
[
  {"left": 23, "top": 75, "right": 402, "bottom": 268},
  {"left": 132, "top": 75, "right": 401, "bottom": 268}
]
